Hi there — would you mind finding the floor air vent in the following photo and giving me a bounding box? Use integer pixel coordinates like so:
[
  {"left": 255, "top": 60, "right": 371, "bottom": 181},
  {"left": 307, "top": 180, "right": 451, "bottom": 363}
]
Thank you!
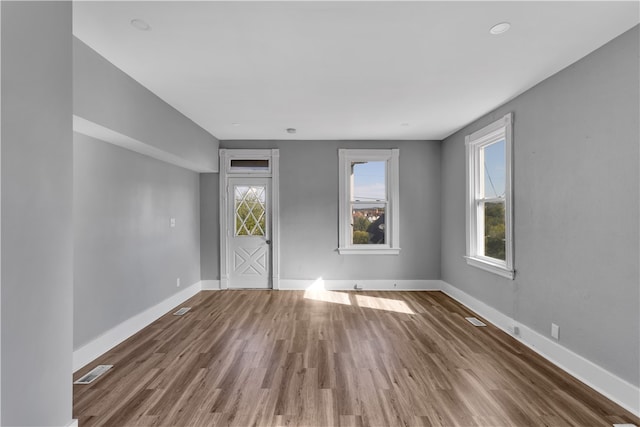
[
  {"left": 173, "top": 307, "right": 191, "bottom": 316},
  {"left": 74, "top": 365, "right": 113, "bottom": 384},
  {"left": 465, "top": 317, "right": 487, "bottom": 327}
]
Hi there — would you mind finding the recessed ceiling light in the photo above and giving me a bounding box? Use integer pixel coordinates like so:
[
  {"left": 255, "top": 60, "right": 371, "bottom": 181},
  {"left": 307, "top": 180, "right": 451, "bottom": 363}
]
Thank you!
[
  {"left": 490, "top": 22, "right": 511, "bottom": 35},
  {"left": 286, "top": 128, "right": 297, "bottom": 134},
  {"left": 131, "top": 19, "right": 151, "bottom": 31}
]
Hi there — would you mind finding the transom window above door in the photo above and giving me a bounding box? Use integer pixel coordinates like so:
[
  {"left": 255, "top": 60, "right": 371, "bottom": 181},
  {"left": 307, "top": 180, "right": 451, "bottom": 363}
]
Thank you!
[{"left": 229, "top": 159, "right": 269, "bottom": 172}]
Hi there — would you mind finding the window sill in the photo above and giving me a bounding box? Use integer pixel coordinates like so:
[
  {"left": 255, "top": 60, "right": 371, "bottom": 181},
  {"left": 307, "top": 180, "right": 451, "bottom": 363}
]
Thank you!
[
  {"left": 338, "top": 247, "right": 401, "bottom": 255},
  {"left": 464, "top": 256, "right": 514, "bottom": 279}
]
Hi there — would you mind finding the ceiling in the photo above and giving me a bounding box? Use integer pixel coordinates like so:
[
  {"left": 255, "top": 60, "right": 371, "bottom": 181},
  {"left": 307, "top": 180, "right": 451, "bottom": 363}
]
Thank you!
[{"left": 73, "top": 1, "right": 639, "bottom": 141}]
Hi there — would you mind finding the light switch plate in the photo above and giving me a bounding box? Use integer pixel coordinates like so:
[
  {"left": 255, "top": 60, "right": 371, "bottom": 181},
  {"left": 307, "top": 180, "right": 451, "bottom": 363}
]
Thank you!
[{"left": 551, "top": 323, "right": 559, "bottom": 340}]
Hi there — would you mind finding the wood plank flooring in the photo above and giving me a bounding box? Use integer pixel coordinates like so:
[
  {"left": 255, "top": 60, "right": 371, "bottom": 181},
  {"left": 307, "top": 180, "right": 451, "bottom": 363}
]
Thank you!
[{"left": 73, "top": 290, "right": 640, "bottom": 426}]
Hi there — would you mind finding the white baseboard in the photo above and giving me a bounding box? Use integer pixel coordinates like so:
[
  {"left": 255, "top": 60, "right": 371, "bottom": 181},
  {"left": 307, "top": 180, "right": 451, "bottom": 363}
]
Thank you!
[
  {"left": 279, "top": 279, "right": 441, "bottom": 291},
  {"left": 73, "top": 281, "right": 202, "bottom": 372},
  {"left": 201, "top": 279, "right": 221, "bottom": 290},
  {"left": 67, "top": 420, "right": 79, "bottom": 427},
  {"left": 439, "top": 280, "right": 640, "bottom": 417}
]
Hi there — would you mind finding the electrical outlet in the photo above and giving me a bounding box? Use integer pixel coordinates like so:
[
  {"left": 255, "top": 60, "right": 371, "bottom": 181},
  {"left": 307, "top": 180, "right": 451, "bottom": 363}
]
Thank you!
[
  {"left": 509, "top": 324, "right": 520, "bottom": 336},
  {"left": 177, "top": 277, "right": 181, "bottom": 287},
  {"left": 551, "top": 323, "right": 559, "bottom": 340},
  {"left": 170, "top": 218, "right": 176, "bottom": 228},
  {"left": 393, "top": 283, "right": 397, "bottom": 288}
]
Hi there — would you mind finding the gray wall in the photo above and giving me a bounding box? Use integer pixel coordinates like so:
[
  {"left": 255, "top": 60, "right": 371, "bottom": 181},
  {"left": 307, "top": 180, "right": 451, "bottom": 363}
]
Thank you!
[
  {"left": 1, "top": 2, "right": 73, "bottom": 426},
  {"left": 74, "top": 133, "right": 201, "bottom": 349},
  {"left": 200, "top": 173, "right": 220, "bottom": 280},
  {"left": 203, "top": 140, "right": 441, "bottom": 281},
  {"left": 73, "top": 37, "right": 219, "bottom": 173},
  {"left": 441, "top": 26, "right": 639, "bottom": 385}
]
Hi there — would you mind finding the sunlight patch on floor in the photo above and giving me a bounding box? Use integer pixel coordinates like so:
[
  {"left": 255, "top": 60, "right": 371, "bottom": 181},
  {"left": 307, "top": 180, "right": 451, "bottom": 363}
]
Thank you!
[
  {"left": 303, "top": 278, "right": 351, "bottom": 305},
  {"left": 354, "top": 294, "right": 414, "bottom": 314},
  {"left": 303, "top": 278, "right": 415, "bottom": 314}
]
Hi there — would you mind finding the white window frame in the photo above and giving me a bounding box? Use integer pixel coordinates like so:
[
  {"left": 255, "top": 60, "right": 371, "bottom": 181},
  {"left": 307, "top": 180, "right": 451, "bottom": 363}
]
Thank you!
[
  {"left": 465, "top": 113, "right": 514, "bottom": 279},
  {"left": 338, "top": 148, "right": 400, "bottom": 255}
]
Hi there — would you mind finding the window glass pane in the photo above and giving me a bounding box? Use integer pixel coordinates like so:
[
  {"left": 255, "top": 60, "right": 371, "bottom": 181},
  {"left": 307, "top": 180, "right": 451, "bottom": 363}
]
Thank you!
[
  {"left": 352, "top": 161, "right": 386, "bottom": 201},
  {"left": 484, "top": 201, "right": 505, "bottom": 260},
  {"left": 234, "top": 185, "right": 266, "bottom": 236},
  {"left": 482, "top": 140, "right": 505, "bottom": 198},
  {"left": 230, "top": 159, "right": 269, "bottom": 171},
  {"left": 352, "top": 204, "right": 385, "bottom": 244}
]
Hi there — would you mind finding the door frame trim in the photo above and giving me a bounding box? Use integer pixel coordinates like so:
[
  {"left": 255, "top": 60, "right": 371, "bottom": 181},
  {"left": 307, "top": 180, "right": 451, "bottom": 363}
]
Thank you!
[{"left": 219, "top": 149, "right": 280, "bottom": 290}]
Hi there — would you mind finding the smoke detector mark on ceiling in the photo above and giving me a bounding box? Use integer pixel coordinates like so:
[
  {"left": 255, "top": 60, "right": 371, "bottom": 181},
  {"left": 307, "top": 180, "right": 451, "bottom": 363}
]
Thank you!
[
  {"left": 131, "top": 19, "right": 151, "bottom": 31},
  {"left": 490, "top": 22, "right": 511, "bottom": 35}
]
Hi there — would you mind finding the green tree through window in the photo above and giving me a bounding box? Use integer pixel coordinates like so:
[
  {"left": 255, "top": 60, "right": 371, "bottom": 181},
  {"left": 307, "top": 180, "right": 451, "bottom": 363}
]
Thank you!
[
  {"left": 484, "top": 202, "right": 505, "bottom": 260},
  {"left": 235, "top": 186, "right": 266, "bottom": 236}
]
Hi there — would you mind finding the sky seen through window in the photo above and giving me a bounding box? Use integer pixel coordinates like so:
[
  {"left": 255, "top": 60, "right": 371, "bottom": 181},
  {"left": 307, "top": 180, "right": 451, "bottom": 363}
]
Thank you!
[{"left": 352, "top": 161, "right": 386, "bottom": 201}]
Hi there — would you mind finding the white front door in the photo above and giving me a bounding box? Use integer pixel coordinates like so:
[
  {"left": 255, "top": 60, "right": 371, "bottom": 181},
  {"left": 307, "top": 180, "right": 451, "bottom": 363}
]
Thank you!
[{"left": 227, "top": 177, "right": 271, "bottom": 289}]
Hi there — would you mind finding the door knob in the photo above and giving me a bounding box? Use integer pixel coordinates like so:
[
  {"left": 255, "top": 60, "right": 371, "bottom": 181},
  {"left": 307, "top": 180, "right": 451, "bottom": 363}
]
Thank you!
[{"left": 266, "top": 240, "right": 271, "bottom": 244}]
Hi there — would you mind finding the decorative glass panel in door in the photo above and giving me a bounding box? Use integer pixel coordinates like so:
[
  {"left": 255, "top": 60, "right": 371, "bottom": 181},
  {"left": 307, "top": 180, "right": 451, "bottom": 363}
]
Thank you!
[{"left": 234, "top": 186, "right": 266, "bottom": 236}]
